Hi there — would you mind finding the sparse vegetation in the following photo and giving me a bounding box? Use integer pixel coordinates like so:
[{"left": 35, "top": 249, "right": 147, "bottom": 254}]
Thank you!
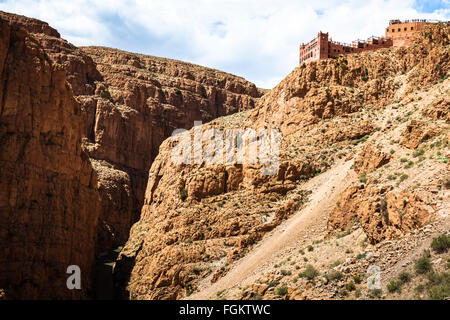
[
  {"left": 415, "top": 255, "right": 432, "bottom": 275},
  {"left": 179, "top": 188, "right": 187, "bottom": 201},
  {"left": 299, "top": 264, "right": 320, "bottom": 280},
  {"left": 398, "top": 271, "right": 412, "bottom": 284},
  {"left": 327, "top": 270, "right": 343, "bottom": 282},
  {"left": 346, "top": 280, "right": 356, "bottom": 291},
  {"left": 427, "top": 272, "right": 450, "bottom": 300},
  {"left": 276, "top": 285, "right": 288, "bottom": 296},
  {"left": 431, "top": 234, "right": 450, "bottom": 253},
  {"left": 359, "top": 173, "right": 367, "bottom": 183},
  {"left": 368, "top": 288, "right": 382, "bottom": 298},
  {"left": 387, "top": 280, "right": 402, "bottom": 293}
]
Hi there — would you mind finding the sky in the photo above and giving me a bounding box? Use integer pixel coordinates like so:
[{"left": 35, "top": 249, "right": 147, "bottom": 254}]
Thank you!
[{"left": 0, "top": 0, "right": 448, "bottom": 88}]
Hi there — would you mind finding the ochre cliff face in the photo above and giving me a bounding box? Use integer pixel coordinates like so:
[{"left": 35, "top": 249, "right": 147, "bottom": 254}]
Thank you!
[
  {"left": 0, "top": 11, "right": 263, "bottom": 252},
  {"left": 0, "top": 17, "right": 100, "bottom": 299},
  {"left": 118, "top": 24, "right": 449, "bottom": 300},
  {"left": 79, "top": 47, "right": 262, "bottom": 250}
]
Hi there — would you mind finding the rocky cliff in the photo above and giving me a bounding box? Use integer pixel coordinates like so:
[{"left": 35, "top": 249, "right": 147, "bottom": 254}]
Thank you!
[
  {"left": 117, "top": 23, "right": 449, "bottom": 300},
  {"left": 0, "top": 10, "right": 262, "bottom": 299},
  {"left": 0, "top": 11, "right": 262, "bottom": 253},
  {"left": 0, "top": 16, "right": 100, "bottom": 299}
]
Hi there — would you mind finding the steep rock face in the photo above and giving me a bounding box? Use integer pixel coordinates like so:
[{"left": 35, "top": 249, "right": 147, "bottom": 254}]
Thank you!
[
  {"left": 80, "top": 47, "right": 262, "bottom": 249},
  {"left": 0, "top": 17, "right": 100, "bottom": 299},
  {"left": 115, "top": 116, "right": 315, "bottom": 300},
  {"left": 0, "top": 11, "right": 263, "bottom": 252}
]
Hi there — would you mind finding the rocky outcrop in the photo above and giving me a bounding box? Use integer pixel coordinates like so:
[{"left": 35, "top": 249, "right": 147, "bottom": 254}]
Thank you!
[
  {"left": 327, "top": 185, "right": 432, "bottom": 243},
  {"left": 80, "top": 47, "right": 262, "bottom": 249},
  {"left": 115, "top": 121, "right": 314, "bottom": 299},
  {"left": 353, "top": 143, "right": 390, "bottom": 174},
  {"left": 0, "top": 16, "right": 100, "bottom": 299},
  {"left": 422, "top": 96, "right": 449, "bottom": 122},
  {"left": 0, "top": 11, "right": 262, "bottom": 252},
  {"left": 400, "top": 120, "right": 440, "bottom": 150}
]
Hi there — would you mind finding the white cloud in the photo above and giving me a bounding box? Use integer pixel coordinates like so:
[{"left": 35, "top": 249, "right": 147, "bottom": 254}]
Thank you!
[{"left": 0, "top": 0, "right": 448, "bottom": 88}]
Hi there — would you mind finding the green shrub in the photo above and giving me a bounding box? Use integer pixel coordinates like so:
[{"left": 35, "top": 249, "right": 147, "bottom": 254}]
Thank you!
[
  {"left": 276, "top": 285, "right": 288, "bottom": 296},
  {"left": 398, "top": 271, "right": 412, "bottom": 284},
  {"left": 413, "top": 148, "right": 425, "bottom": 157},
  {"left": 280, "top": 269, "right": 292, "bottom": 276},
  {"left": 415, "top": 256, "right": 432, "bottom": 274},
  {"left": 404, "top": 161, "right": 414, "bottom": 169},
  {"left": 179, "top": 188, "right": 187, "bottom": 201},
  {"left": 345, "top": 280, "right": 356, "bottom": 291},
  {"left": 353, "top": 274, "right": 362, "bottom": 284},
  {"left": 399, "top": 174, "right": 409, "bottom": 182},
  {"left": 299, "top": 265, "right": 319, "bottom": 280},
  {"left": 340, "top": 289, "right": 349, "bottom": 297},
  {"left": 387, "top": 280, "right": 402, "bottom": 293},
  {"left": 427, "top": 272, "right": 450, "bottom": 300},
  {"left": 368, "top": 288, "right": 382, "bottom": 298},
  {"left": 359, "top": 173, "right": 367, "bottom": 183},
  {"left": 327, "top": 270, "right": 343, "bottom": 281},
  {"left": 307, "top": 245, "right": 314, "bottom": 252},
  {"left": 431, "top": 234, "right": 450, "bottom": 253}
]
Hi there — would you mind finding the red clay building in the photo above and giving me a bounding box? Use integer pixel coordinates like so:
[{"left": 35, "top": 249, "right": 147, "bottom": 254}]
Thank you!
[
  {"left": 299, "top": 19, "right": 444, "bottom": 65},
  {"left": 385, "top": 19, "right": 435, "bottom": 47},
  {"left": 299, "top": 31, "right": 392, "bottom": 64}
]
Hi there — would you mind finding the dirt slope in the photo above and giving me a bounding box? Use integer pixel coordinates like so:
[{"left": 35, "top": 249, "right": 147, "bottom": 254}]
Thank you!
[{"left": 189, "top": 160, "right": 355, "bottom": 299}]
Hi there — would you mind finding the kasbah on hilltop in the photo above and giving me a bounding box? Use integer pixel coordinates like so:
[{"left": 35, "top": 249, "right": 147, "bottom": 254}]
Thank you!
[{"left": 300, "top": 19, "right": 449, "bottom": 64}]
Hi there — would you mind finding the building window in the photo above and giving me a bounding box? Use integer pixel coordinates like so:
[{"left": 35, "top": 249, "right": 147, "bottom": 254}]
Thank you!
[
  {"left": 404, "top": 27, "right": 407, "bottom": 31},
  {"left": 392, "top": 29, "right": 395, "bottom": 32},
  {"left": 411, "top": 27, "right": 414, "bottom": 30},
  {"left": 398, "top": 28, "right": 401, "bottom": 32},
  {"left": 387, "top": 29, "right": 389, "bottom": 32}
]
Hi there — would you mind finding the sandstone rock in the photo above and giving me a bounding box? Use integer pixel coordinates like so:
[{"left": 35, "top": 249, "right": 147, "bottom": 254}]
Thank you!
[
  {"left": 0, "top": 16, "right": 100, "bottom": 299},
  {"left": 422, "top": 97, "right": 449, "bottom": 122},
  {"left": 0, "top": 11, "right": 263, "bottom": 252},
  {"left": 354, "top": 143, "right": 390, "bottom": 174},
  {"left": 400, "top": 120, "right": 440, "bottom": 149},
  {"left": 328, "top": 184, "right": 432, "bottom": 243},
  {"left": 118, "top": 23, "right": 450, "bottom": 300}
]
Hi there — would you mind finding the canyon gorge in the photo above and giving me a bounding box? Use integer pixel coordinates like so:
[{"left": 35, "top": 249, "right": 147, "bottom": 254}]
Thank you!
[{"left": 0, "top": 10, "right": 448, "bottom": 300}]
